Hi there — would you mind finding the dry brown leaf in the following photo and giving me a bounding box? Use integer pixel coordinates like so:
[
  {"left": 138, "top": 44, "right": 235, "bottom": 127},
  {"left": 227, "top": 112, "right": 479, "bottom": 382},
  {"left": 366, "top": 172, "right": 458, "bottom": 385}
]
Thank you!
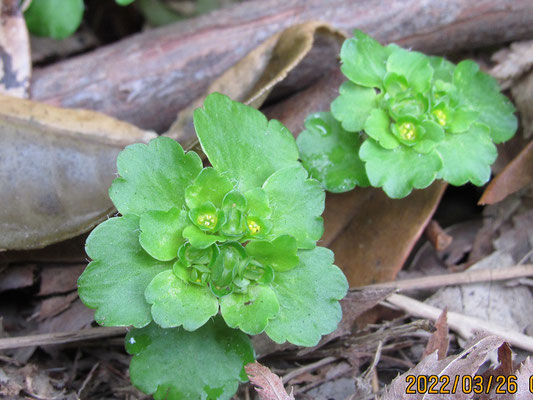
[
  {"left": 245, "top": 362, "right": 295, "bottom": 400},
  {"left": 491, "top": 40, "right": 533, "bottom": 89},
  {"left": 0, "top": 95, "right": 156, "bottom": 250},
  {"left": 330, "top": 183, "right": 446, "bottom": 286},
  {"left": 480, "top": 140, "right": 533, "bottom": 205},
  {"left": 37, "top": 292, "right": 79, "bottom": 321},
  {"left": 381, "top": 334, "right": 504, "bottom": 400},
  {"left": 512, "top": 70, "right": 533, "bottom": 139},
  {"left": 38, "top": 264, "right": 85, "bottom": 296},
  {"left": 514, "top": 357, "right": 533, "bottom": 400},
  {"left": 495, "top": 342, "right": 513, "bottom": 376},
  {"left": 0, "top": 0, "right": 30, "bottom": 98},
  {"left": 166, "top": 22, "right": 343, "bottom": 149},
  {"left": 423, "top": 309, "right": 449, "bottom": 360},
  {"left": 0, "top": 264, "right": 34, "bottom": 292}
]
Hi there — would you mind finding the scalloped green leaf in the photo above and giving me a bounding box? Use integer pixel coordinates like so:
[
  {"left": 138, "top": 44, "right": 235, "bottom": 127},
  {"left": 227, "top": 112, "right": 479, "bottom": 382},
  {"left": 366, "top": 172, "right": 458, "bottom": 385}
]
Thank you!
[
  {"left": 364, "top": 109, "right": 400, "bottom": 149},
  {"left": 110, "top": 137, "right": 202, "bottom": 216},
  {"left": 331, "top": 81, "right": 377, "bottom": 132},
  {"left": 359, "top": 139, "right": 443, "bottom": 198},
  {"left": 139, "top": 208, "right": 190, "bottom": 261},
  {"left": 126, "top": 317, "right": 254, "bottom": 400},
  {"left": 265, "top": 247, "right": 348, "bottom": 346},
  {"left": 144, "top": 270, "right": 218, "bottom": 330},
  {"left": 297, "top": 111, "right": 369, "bottom": 193},
  {"left": 262, "top": 165, "right": 324, "bottom": 249},
  {"left": 454, "top": 60, "right": 517, "bottom": 143},
  {"left": 386, "top": 47, "right": 433, "bottom": 93},
  {"left": 340, "top": 30, "right": 389, "bottom": 88},
  {"left": 193, "top": 93, "right": 299, "bottom": 192},
  {"left": 186, "top": 168, "right": 234, "bottom": 210},
  {"left": 220, "top": 284, "right": 280, "bottom": 335},
  {"left": 79, "top": 215, "right": 171, "bottom": 328},
  {"left": 436, "top": 124, "right": 497, "bottom": 186},
  {"left": 183, "top": 225, "right": 224, "bottom": 249},
  {"left": 245, "top": 235, "right": 299, "bottom": 272}
]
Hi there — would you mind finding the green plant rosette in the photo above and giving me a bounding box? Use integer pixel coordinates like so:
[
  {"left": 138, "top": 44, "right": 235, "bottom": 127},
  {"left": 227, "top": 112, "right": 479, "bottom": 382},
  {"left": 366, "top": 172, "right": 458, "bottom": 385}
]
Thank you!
[
  {"left": 78, "top": 93, "right": 348, "bottom": 399},
  {"left": 297, "top": 30, "right": 517, "bottom": 198}
]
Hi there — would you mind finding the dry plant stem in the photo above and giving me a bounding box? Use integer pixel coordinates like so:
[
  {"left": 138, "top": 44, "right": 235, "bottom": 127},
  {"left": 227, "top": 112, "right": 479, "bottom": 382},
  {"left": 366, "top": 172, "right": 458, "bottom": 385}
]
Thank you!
[
  {"left": 385, "top": 294, "right": 533, "bottom": 353},
  {"left": 359, "top": 264, "right": 533, "bottom": 292},
  {"left": 0, "top": 326, "right": 126, "bottom": 350},
  {"left": 282, "top": 356, "right": 338, "bottom": 384}
]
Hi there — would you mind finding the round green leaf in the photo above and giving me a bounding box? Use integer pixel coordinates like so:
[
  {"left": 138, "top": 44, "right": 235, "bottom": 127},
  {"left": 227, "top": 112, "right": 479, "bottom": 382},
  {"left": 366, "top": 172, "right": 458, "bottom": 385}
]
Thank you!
[
  {"left": 245, "top": 235, "right": 299, "bottom": 272},
  {"left": 297, "top": 111, "right": 369, "bottom": 193},
  {"left": 454, "top": 60, "right": 517, "bottom": 143},
  {"left": 79, "top": 215, "right": 172, "bottom": 328},
  {"left": 139, "top": 208, "right": 189, "bottom": 261},
  {"left": 126, "top": 317, "right": 255, "bottom": 400},
  {"left": 262, "top": 165, "right": 324, "bottom": 249},
  {"left": 116, "top": 0, "right": 135, "bottom": 5},
  {"left": 359, "top": 139, "right": 443, "bottom": 198},
  {"left": 331, "top": 81, "right": 377, "bottom": 132},
  {"left": 24, "top": 0, "right": 84, "bottom": 39},
  {"left": 220, "top": 284, "right": 280, "bottom": 335},
  {"left": 265, "top": 247, "right": 348, "bottom": 346},
  {"left": 436, "top": 124, "right": 497, "bottom": 186},
  {"left": 193, "top": 93, "right": 299, "bottom": 192},
  {"left": 110, "top": 137, "right": 202, "bottom": 216},
  {"left": 386, "top": 46, "right": 433, "bottom": 93},
  {"left": 185, "top": 167, "right": 234, "bottom": 210},
  {"left": 145, "top": 270, "right": 218, "bottom": 330},
  {"left": 364, "top": 109, "right": 400, "bottom": 149},
  {"left": 340, "top": 30, "right": 389, "bottom": 89}
]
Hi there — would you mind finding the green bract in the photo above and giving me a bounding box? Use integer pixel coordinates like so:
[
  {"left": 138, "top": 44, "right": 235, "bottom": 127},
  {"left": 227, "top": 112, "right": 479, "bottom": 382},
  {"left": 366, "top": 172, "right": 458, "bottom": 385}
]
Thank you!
[
  {"left": 297, "top": 30, "right": 517, "bottom": 198},
  {"left": 78, "top": 93, "right": 348, "bottom": 399}
]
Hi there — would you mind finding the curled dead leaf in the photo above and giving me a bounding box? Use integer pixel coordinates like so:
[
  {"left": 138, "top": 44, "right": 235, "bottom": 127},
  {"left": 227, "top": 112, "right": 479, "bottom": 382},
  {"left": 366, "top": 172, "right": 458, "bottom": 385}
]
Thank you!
[
  {"left": 0, "top": 95, "right": 156, "bottom": 250},
  {"left": 245, "top": 362, "right": 295, "bottom": 400},
  {"left": 166, "top": 21, "right": 344, "bottom": 149}
]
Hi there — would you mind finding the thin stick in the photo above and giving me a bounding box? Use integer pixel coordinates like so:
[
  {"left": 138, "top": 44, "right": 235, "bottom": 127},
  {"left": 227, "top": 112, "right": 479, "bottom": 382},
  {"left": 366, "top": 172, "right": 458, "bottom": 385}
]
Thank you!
[
  {"left": 358, "top": 264, "right": 533, "bottom": 292},
  {"left": 282, "top": 356, "right": 337, "bottom": 384},
  {"left": 0, "top": 327, "right": 127, "bottom": 350},
  {"left": 77, "top": 362, "right": 100, "bottom": 398},
  {"left": 384, "top": 293, "right": 533, "bottom": 353}
]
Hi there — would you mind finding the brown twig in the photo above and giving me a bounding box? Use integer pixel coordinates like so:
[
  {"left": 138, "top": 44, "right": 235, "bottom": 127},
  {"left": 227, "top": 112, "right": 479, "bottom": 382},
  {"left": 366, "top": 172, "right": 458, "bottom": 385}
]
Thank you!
[
  {"left": 384, "top": 294, "right": 533, "bottom": 352},
  {"left": 77, "top": 362, "right": 100, "bottom": 398},
  {"left": 0, "top": 327, "right": 126, "bottom": 350},
  {"left": 282, "top": 356, "right": 338, "bottom": 384},
  {"left": 357, "top": 264, "right": 533, "bottom": 292}
]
